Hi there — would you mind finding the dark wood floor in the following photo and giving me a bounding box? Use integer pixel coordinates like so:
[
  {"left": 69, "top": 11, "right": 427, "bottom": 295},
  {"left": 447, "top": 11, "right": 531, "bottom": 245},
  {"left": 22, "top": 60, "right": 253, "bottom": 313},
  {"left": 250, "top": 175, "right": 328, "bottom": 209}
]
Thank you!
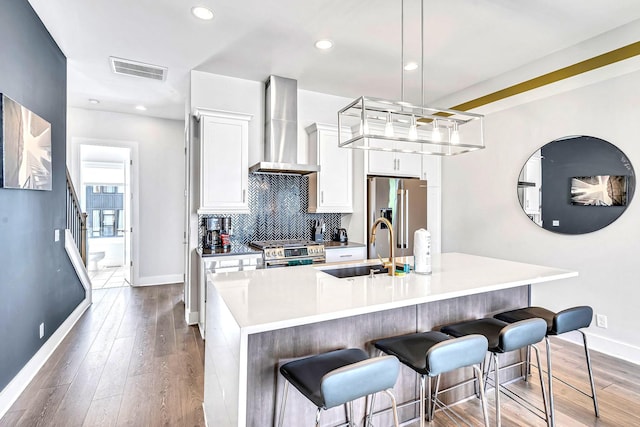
[{"left": 1, "top": 284, "right": 639, "bottom": 426}]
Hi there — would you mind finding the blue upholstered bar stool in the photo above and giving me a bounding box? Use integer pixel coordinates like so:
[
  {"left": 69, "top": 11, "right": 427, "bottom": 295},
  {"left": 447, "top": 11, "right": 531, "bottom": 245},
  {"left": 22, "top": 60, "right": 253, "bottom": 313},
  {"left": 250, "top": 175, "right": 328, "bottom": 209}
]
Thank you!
[
  {"left": 494, "top": 306, "right": 599, "bottom": 427},
  {"left": 441, "top": 318, "right": 550, "bottom": 427},
  {"left": 374, "top": 332, "right": 490, "bottom": 427},
  {"left": 277, "top": 348, "right": 400, "bottom": 427}
]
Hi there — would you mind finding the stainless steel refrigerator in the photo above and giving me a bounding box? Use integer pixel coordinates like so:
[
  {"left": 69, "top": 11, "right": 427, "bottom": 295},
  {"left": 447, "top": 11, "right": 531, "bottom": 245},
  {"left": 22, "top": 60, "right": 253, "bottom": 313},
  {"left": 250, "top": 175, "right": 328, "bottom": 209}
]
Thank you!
[{"left": 367, "top": 177, "right": 428, "bottom": 259}]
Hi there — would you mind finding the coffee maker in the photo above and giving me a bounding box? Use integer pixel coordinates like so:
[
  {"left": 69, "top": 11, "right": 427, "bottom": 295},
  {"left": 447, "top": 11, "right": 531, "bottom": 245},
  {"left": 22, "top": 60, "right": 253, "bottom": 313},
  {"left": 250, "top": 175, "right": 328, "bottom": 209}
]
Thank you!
[
  {"left": 203, "top": 217, "right": 220, "bottom": 254},
  {"left": 202, "top": 217, "right": 232, "bottom": 254}
]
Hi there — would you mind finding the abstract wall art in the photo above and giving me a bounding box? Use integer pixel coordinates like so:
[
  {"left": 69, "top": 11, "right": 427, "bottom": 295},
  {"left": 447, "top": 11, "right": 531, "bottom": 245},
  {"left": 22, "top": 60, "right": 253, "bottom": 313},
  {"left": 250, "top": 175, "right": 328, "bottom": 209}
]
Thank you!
[{"left": 1, "top": 94, "right": 52, "bottom": 190}]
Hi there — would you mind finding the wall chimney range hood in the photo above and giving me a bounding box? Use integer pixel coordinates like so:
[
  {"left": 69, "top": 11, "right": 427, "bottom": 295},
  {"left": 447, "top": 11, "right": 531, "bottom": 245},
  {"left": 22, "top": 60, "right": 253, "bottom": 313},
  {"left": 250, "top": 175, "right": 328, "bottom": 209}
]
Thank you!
[{"left": 249, "top": 76, "right": 319, "bottom": 175}]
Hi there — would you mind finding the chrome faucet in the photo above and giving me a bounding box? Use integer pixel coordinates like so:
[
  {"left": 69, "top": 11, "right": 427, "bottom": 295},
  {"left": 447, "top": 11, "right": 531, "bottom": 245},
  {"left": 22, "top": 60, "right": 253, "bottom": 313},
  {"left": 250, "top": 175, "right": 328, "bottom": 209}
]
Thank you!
[{"left": 370, "top": 217, "right": 395, "bottom": 276}]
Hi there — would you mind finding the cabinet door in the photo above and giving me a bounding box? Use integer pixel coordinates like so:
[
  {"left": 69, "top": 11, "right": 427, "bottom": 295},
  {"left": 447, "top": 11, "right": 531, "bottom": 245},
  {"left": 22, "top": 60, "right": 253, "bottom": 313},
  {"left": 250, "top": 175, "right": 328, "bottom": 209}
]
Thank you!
[
  {"left": 367, "top": 139, "right": 397, "bottom": 176},
  {"left": 318, "top": 129, "right": 352, "bottom": 212},
  {"left": 325, "top": 246, "right": 367, "bottom": 263},
  {"left": 421, "top": 155, "right": 441, "bottom": 186},
  {"left": 307, "top": 124, "right": 353, "bottom": 213},
  {"left": 367, "top": 139, "right": 421, "bottom": 177},
  {"left": 199, "top": 113, "right": 249, "bottom": 213},
  {"left": 395, "top": 145, "right": 422, "bottom": 177}
]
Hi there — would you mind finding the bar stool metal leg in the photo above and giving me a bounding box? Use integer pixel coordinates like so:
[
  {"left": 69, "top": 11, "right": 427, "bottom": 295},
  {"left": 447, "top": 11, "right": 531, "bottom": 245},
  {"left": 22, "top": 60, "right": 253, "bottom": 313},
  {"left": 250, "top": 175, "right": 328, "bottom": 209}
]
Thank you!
[
  {"left": 533, "top": 344, "right": 550, "bottom": 425},
  {"left": 581, "top": 330, "right": 600, "bottom": 417},
  {"left": 545, "top": 337, "right": 555, "bottom": 427},
  {"left": 474, "top": 365, "right": 490, "bottom": 427},
  {"left": 493, "top": 354, "right": 501, "bottom": 427}
]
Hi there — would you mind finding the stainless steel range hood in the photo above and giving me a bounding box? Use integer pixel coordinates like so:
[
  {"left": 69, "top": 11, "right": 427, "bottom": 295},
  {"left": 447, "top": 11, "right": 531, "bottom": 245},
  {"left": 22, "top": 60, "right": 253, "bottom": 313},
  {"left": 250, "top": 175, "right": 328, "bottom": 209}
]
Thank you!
[{"left": 249, "top": 76, "right": 319, "bottom": 175}]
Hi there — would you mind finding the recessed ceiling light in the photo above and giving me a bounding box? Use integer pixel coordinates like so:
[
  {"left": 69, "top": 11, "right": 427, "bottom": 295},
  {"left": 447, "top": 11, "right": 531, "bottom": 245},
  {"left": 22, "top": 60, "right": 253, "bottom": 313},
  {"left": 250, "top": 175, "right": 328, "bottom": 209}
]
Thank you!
[
  {"left": 404, "top": 62, "right": 418, "bottom": 71},
  {"left": 135, "top": 105, "right": 147, "bottom": 111},
  {"left": 89, "top": 98, "right": 100, "bottom": 104},
  {"left": 315, "top": 39, "right": 333, "bottom": 50},
  {"left": 191, "top": 6, "right": 214, "bottom": 20}
]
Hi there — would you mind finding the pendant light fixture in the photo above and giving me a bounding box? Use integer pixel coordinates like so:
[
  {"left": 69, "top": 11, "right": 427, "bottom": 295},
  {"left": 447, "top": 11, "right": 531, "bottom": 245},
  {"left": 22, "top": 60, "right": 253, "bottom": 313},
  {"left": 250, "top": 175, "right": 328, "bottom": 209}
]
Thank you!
[{"left": 338, "top": 0, "right": 485, "bottom": 156}]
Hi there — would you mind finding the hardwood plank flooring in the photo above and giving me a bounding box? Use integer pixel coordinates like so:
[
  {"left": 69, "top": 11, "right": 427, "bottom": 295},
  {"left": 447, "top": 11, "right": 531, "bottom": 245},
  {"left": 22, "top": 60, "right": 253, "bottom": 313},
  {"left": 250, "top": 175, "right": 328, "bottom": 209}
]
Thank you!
[
  {"left": 1, "top": 284, "right": 204, "bottom": 427},
  {"left": 2, "top": 283, "right": 640, "bottom": 426}
]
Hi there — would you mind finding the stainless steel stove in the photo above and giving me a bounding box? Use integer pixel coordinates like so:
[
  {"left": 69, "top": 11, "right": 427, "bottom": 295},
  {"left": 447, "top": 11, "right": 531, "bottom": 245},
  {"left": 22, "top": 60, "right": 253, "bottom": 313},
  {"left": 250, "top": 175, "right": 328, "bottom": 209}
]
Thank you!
[{"left": 249, "top": 239, "right": 325, "bottom": 268}]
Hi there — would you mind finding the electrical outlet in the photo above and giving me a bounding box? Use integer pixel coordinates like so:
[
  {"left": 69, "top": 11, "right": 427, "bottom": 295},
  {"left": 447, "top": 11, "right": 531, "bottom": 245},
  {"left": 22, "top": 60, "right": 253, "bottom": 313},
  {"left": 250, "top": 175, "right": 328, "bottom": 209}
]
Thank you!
[
  {"left": 54, "top": 229, "right": 60, "bottom": 242},
  {"left": 596, "top": 314, "right": 608, "bottom": 329},
  {"left": 552, "top": 220, "right": 560, "bottom": 227},
  {"left": 39, "top": 322, "right": 45, "bottom": 339}
]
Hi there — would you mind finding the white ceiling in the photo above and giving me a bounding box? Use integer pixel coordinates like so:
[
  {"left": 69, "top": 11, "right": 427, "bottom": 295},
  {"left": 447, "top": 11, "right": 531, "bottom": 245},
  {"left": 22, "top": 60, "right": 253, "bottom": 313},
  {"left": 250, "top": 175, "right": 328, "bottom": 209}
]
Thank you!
[{"left": 27, "top": 0, "right": 640, "bottom": 120}]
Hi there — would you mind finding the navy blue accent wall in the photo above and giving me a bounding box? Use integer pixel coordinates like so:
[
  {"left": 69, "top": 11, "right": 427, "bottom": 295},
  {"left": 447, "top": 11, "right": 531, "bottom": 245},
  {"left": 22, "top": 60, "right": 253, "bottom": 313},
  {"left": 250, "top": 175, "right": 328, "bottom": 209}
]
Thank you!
[
  {"left": 0, "top": 0, "right": 84, "bottom": 391},
  {"left": 540, "top": 135, "right": 635, "bottom": 234}
]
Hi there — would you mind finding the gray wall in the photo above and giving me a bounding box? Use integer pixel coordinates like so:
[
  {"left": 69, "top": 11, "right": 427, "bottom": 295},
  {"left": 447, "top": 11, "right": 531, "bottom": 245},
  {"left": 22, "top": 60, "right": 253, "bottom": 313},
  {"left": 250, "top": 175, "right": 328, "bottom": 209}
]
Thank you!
[{"left": 0, "top": 0, "right": 84, "bottom": 391}]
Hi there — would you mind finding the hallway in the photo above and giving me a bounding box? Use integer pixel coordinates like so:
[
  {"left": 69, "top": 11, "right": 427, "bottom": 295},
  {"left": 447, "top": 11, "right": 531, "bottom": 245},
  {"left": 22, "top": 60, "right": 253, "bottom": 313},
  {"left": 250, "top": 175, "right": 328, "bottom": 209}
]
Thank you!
[{"left": 0, "top": 284, "right": 204, "bottom": 426}]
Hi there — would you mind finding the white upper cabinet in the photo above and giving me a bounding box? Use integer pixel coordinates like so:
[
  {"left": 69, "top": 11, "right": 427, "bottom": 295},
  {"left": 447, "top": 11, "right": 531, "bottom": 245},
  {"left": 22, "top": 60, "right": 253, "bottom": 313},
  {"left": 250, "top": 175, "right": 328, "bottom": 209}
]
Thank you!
[
  {"left": 196, "top": 109, "right": 252, "bottom": 214},
  {"left": 367, "top": 139, "right": 422, "bottom": 177},
  {"left": 421, "top": 154, "right": 441, "bottom": 187},
  {"left": 306, "top": 123, "right": 353, "bottom": 213}
]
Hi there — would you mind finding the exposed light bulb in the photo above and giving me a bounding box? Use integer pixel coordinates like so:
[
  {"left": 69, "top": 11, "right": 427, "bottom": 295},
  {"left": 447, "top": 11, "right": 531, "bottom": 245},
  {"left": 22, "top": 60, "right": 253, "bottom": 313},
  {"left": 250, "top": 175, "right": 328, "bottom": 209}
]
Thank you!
[
  {"left": 408, "top": 115, "right": 418, "bottom": 141},
  {"left": 451, "top": 122, "right": 460, "bottom": 145},
  {"left": 432, "top": 119, "right": 442, "bottom": 142},
  {"left": 384, "top": 112, "right": 394, "bottom": 137}
]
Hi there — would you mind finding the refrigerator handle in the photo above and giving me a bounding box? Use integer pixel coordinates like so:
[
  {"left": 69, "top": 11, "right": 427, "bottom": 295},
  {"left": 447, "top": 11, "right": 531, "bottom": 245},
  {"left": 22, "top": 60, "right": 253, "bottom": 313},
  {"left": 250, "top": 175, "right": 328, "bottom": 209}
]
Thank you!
[
  {"left": 404, "top": 189, "right": 409, "bottom": 249},
  {"left": 396, "top": 189, "right": 409, "bottom": 249}
]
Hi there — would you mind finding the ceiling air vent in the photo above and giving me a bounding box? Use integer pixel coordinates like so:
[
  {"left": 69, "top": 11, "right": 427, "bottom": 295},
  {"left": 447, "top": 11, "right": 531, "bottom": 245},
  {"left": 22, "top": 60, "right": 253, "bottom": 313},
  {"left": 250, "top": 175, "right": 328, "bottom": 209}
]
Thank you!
[{"left": 109, "top": 57, "right": 167, "bottom": 81}]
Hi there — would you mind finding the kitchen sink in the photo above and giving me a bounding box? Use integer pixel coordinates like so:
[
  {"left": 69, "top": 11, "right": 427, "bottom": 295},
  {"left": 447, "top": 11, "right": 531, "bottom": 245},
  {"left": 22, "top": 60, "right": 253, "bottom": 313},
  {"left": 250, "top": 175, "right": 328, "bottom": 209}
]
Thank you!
[{"left": 320, "top": 264, "right": 389, "bottom": 278}]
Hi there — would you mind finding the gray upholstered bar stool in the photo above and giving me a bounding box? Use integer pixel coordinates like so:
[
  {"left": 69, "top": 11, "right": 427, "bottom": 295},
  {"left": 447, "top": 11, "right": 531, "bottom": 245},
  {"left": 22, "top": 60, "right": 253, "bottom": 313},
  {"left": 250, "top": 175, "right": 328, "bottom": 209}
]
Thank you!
[
  {"left": 277, "top": 348, "right": 400, "bottom": 427},
  {"left": 494, "top": 306, "right": 599, "bottom": 426},
  {"left": 374, "top": 332, "right": 490, "bottom": 427},
  {"left": 441, "top": 318, "right": 550, "bottom": 427}
]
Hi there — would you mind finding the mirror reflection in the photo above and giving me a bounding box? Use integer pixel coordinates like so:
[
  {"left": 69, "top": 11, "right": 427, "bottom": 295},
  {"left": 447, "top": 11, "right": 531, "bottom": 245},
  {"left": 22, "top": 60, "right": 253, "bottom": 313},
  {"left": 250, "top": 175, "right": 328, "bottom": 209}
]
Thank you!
[{"left": 517, "top": 135, "right": 635, "bottom": 234}]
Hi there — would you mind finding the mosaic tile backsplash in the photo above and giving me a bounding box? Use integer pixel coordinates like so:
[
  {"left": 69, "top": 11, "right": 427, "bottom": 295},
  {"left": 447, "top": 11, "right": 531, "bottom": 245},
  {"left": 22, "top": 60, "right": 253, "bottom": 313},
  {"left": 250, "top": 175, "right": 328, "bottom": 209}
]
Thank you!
[{"left": 199, "top": 174, "right": 341, "bottom": 247}]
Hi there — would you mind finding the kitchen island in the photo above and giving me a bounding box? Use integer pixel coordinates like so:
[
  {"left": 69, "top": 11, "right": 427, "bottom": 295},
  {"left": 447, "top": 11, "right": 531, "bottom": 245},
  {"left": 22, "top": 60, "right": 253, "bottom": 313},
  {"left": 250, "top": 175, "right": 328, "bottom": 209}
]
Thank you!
[{"left": 203, "top": 252, "right": 577, "bottom": 426}]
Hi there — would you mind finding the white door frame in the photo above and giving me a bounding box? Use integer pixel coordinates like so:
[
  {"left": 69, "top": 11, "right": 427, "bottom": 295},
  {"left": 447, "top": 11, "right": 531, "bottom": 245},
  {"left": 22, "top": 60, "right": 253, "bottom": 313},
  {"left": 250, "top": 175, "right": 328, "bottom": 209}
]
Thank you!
[{"left": 71, "top": 137, "right": 140, "bottom": 286}]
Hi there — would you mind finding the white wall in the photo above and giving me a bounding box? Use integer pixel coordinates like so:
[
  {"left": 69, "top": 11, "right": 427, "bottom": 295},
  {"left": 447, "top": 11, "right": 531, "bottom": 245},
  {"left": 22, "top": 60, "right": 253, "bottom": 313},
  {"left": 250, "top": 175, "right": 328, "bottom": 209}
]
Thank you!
[
  {"left": 442, "top": 69, "right": 640, "bottom": 363},
  {"left": 67, "top": 108, "right": 185, "bottom": 286}
]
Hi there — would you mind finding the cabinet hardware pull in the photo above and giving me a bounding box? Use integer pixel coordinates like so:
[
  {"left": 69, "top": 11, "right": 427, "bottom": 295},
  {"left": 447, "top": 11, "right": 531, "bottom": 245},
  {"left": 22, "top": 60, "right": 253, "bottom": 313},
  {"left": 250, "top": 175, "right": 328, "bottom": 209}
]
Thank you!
[
  {"left": 340, "top": 254, "right": 352, "bottom": 258},
  {"left": 242, "top": 189, "right": 246, "bottom": 203},
  {"left": 321, "top": 191, "right": 324, "bottom": 204}
]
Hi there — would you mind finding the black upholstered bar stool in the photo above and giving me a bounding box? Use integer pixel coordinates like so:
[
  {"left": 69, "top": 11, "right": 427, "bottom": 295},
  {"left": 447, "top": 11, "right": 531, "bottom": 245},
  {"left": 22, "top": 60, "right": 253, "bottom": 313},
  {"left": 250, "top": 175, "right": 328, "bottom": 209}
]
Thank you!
[
  {"left": 277, "top": 348, "right": 400, "bottom": 427},
  {"left": 494, "top": 306, "right": 599, "bottom": 426},
  {"left": 374, "top": 331, "right": 490, "bottom": 427},
  {"left": 441, "top": 318, "right": 550, "bottom": 427}
]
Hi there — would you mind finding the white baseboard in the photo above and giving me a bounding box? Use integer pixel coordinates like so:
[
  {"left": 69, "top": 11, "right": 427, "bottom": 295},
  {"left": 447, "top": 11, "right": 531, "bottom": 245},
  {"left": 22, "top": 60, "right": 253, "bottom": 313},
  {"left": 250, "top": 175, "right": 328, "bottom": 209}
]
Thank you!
[
  {"left": 558, "top": 330, "right": 640, "bottom": 366},
  {"left": 0, "top": 297, "right": 91, "bottom": 419},
  {"left": 185, "top": 308, "right": 199, "bottom": 326},
  {"left": 134, "top": 274, "right": 184, "bottom": 287},
  {"left": 0, "top": 230, "right": 93, "bottom": 418},
  {"left": 64, "top": 229, "right": 92, "bottom": 304}
]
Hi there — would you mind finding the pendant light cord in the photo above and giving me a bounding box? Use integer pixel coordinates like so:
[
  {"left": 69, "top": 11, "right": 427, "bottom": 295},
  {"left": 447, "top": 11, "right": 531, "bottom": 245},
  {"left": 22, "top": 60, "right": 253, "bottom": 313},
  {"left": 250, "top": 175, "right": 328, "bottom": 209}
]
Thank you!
[
  {"left": 421, "top": 0, "right": 424, "bottom": 107},
  {"left": 401, "top": 0, "right": 405, "bottom": 102}
]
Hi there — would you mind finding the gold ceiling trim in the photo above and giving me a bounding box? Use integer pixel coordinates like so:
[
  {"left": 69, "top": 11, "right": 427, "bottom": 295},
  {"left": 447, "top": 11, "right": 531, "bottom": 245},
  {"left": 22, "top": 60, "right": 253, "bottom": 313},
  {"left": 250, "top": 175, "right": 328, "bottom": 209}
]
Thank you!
[{"left": 451, "top": 41, "right": 640, "bottom": 112}]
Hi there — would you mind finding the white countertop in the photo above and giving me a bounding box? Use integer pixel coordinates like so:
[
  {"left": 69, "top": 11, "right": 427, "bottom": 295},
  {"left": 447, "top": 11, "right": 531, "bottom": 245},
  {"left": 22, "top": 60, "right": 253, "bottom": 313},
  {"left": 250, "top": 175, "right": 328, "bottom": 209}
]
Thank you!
[{"left": 207, "top": 252, "right": 577, "bottom": 334}]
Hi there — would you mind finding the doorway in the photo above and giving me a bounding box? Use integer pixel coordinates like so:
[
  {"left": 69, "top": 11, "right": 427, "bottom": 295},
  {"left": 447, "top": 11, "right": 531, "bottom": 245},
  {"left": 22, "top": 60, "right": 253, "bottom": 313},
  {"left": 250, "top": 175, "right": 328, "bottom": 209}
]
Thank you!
[{"left": 79, "top": 145, "right": 132, "bottom": 289}]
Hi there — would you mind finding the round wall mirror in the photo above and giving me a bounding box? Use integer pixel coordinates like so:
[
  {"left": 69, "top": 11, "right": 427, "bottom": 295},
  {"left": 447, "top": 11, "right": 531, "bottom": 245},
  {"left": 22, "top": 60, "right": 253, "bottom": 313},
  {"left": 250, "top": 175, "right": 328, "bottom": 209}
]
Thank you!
[{"left": 517, "top": 135, "right": 635, "bottom": 234}]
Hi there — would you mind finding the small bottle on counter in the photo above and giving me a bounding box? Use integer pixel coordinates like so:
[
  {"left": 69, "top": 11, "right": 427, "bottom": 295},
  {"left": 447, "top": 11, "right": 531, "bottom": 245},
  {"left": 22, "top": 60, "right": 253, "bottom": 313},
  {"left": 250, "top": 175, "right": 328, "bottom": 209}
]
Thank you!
[{"left": 413, "top": 229, "right": 431, "bottom": 275}]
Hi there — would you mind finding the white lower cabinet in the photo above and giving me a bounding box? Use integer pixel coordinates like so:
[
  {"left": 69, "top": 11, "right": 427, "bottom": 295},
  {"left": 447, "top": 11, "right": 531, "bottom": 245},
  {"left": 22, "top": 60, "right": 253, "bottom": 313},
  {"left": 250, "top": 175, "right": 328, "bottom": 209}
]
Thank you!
[
  {"left": 325, "top": 246, "right": 367, "bottom": 263},
  {"left": 307, "top": 123, "right": 353, "bottom": 213}
]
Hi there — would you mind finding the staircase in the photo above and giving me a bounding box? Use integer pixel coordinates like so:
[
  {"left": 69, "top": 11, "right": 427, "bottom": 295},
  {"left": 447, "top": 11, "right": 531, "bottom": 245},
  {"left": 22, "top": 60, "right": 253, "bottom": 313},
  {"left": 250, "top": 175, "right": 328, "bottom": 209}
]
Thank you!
[{"left": 66, "top": 168, "right": 87, "bottom": 265}]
